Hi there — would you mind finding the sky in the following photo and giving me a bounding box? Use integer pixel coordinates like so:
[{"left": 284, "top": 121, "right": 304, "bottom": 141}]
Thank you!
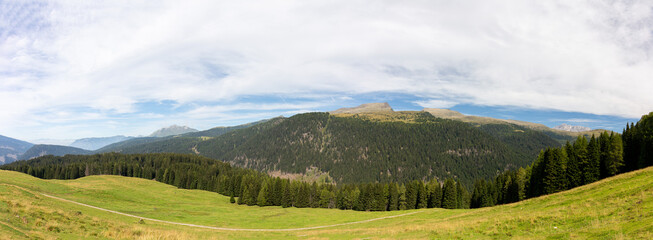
[{"left": 1, "top": 0, "right": 651, "bottom": 142}]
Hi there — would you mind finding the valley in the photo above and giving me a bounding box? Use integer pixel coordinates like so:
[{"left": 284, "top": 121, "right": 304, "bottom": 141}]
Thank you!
[{"left": 0, "top": 167, "right": 650, "bottom": 239}]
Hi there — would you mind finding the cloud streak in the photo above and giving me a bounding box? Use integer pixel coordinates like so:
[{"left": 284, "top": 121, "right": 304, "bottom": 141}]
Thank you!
[{"left": 1, "top": 0, "right": 652, "bottom": 139}]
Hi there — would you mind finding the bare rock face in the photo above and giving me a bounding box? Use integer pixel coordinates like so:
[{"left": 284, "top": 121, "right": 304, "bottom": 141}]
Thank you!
[
  {"left": 149, "top": 125, "right": 199, "bottom": 137},
  {"left": 553, "top": 123, "right": 591, "bottom": 132},
  {"left": 330, "top": 102, "right": 394, "bottom": 114}
]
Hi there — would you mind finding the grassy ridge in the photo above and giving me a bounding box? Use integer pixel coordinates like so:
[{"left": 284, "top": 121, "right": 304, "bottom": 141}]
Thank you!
[{"left": 1, "top": 167, "right": 651, "bottom": 239}]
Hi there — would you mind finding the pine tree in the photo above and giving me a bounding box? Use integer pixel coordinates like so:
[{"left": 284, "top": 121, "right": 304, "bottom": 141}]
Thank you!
[
  {"left": 387, "top": 183, "right": 399, "bottom": 211},
  {"left": 281, "top": 180, "right": 293, "bottom": 208},
  {"left": 416, "top": 181, "right": 428, "bottom": 209},
  {"left": 566, "top": 136, "right": 586, "bottom": 188},
  {"left": 603, "top": 132, "right": 624, "bottom": 177},
  {"left": 398, "top": 185, "right": 407, "bottom": 210},
  {"left": 527, "top": 150, "right": 545, "bottom": 198},
  {"left": 405, "top": 181, "right": 418, "bottom": 209},
  {"left": 585, "top": 136, "right": 601, "bottom": 184},
  {"left": 257, "top": 179, "right": 270, "bottom": 206},
  {"left": 543, "top": 148, "right": 567, "bottom": 194},
  {"left": 455, "top": 181, "right": 468, "bottom": 209},
  {"left": 427, "top": 179, "right": 442, "bottom": 208},
  {"left": 599, "top": 131, "right": 611, "bottom": 178},
  {"left": 441, "top": 178, "right": 457, "bottom": 209}
]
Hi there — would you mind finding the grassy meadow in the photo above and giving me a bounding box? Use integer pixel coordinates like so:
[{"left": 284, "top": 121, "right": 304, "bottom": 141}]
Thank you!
[{"left": 0, "top": 167, "right": 651, "bottom": 239}]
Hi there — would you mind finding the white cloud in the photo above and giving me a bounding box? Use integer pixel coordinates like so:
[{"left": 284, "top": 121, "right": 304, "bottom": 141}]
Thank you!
[
  {"left": 414, "top": 99, "right": 458, "bottom": 109},
  {"left": 1, "top": 0, "right": 652, "bottom": 139}
]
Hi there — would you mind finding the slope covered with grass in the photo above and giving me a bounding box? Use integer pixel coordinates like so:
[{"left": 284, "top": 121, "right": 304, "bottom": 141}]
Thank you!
[{"left": 0, "top": 167, "right": 651, "bottom": 239}]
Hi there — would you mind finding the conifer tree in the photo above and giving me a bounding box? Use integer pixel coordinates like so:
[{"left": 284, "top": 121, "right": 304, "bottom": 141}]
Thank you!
[
  {"left": 398, "top": 185, "right": 407, "bottom": 210},
  {"left": 257, "top": 179, "right": 270, "bottom": 206},
  {"left": 416, "top": 181, "right": 428, "bottom": 209},
  {"left": 603, "top": 132, "right": 624, "bottom": 177},
  {"left": 543, "top": 148, "right": 567, "bottom": 194},
  {"left": 455, "top": 181, "right": 468, "bottom": 208},
  {"left": 441, "top": 178, "right": 457, "bottom": 209},
  {"left": 388, "top": 183, "right": 399, "bottom": 211},
  {"left": 585, "top": 136, "right": 601, "bottom": 184},
  {"left": 599, "top": 131, "right": 611, "bottom": 178},
  {"left": 405, "top": 181, "right": 418, "bottom": 209},
  {"left": 566, "top": 136, "right": 586, "bottom": 188},
  {"left": 281, "top": 180, "right": 293, "bottom": 208},
  {"left": 427, "top": 179, "right": 442, "bottom": 208}
]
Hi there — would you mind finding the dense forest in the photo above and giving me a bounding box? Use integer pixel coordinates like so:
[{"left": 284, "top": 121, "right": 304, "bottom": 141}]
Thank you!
[
  {"left": 15, "top": 111, "right": 561, "bottom": 187},
  {"left": 193, "top": 112, "right": 559, "bottom": 186},
  {"left": 469, "top": 112, "right": 653, "bottom": 208},
  {"left": 1, "top": 153, "right": 470, "bottom": 211}
]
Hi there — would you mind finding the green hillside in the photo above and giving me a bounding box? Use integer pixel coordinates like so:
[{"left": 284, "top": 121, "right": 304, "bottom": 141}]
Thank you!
[{"left": 0, "top": 167, "right": 650, "bottom": 239}]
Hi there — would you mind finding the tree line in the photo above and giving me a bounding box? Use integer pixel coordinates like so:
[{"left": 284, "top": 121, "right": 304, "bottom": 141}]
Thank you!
[
  {"left": 470, "top": 112, "right": 653, "bottom": 208},
  {"left": 1, "top": 152, "right": 471, "bottom": 211}
]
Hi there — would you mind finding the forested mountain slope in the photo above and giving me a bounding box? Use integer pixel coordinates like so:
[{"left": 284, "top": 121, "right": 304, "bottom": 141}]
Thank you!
[
  {"left": 193, "top": 111, "right": 560, "bottom": 185},
  {"left": 95, "top": 119, "right": 268, "bottom": 154},
  {"left": 19, "top": 144, "right": 91, "bottom": 160}
]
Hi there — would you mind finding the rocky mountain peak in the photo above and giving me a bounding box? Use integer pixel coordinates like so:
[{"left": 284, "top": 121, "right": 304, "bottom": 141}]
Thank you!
[
  {"left": 149, "top": 125, "right": 199, "bottom": 137},
  {"left": 553, "top": 123, "right": 591, "bottom": 132}
]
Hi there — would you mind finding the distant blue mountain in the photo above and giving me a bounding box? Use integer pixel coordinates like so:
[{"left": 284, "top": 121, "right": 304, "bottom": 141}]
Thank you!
[
  {"left": 19, "top": 144, "right": 92, "bottom": 160},
  {"left": 0, "top": 135, "right": 34, "bottom": 164},
  {"left": 69, "top": 135, "right": 133, "bottom": 151}
]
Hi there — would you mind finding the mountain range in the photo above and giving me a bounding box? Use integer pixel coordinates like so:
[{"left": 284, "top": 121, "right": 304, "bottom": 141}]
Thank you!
[
  {"left": 2, "top": 103, "right": 608, "bottom": 186},
  {"left": 0, "top": 135, "right": 33, "bottom": 164},
  {"left": 148, "top": 125, "right": 198, "bottom": 137},
  {"left": 553, "top": 123, "right": 591, "bottom": 132},
  {"left": 69, "top": 135, "right": 133, "bottom": 150}
]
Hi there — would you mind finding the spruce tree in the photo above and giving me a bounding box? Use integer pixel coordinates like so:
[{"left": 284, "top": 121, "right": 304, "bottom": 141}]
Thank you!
[
  {"left": 257, "top": 180, "right": 269, "bottom": 206},
  {"left": 388, "top": 183, "right": 399, "bottom": 211},
  {"left": 416, "top": 181, "right": 428, "bottom": 209},
  {"left": 603, "top": 132, "right": 624, "bottom": 177},
  {"left": 599, "top": 131, "right": 611, "bottom": 178},
  {"left": 543, "top": 148, "right": 567, "bottom": 194},
  {"left": 585, "top": 136, "right": 601, "bottom": 184},
  {"left": 281, "top": 180, "right": 293, "bottom": 208},
  {"left": 441, "top": 178, "right": 457, "bottom": 209},
  {"left": 398, "top": 185, "right": 407, "bottom": 210},
  {"left": 567, "top": 136, "right": 586, "bottom": 188},
  {"left": 405, "top": 181, "right": 418, "bottom": 210},
  {"left": 455, "top": 181, "right": 468, "bottom": 209},
  {"left": 427, "top": 179, "right": 442, "bottom": 208}
]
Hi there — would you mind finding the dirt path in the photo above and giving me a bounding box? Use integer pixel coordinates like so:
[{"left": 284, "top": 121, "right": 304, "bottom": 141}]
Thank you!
[{"left": 4, "top": 184, "right": 421, "bottom": 232}]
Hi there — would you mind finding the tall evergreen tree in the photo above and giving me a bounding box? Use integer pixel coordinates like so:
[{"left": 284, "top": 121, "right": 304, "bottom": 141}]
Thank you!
[
  {"left": 599, "top": 131, "right": 611, "bottom": 178},
  {"left": 603, "top": 132, "right": 624, "bottom": 177},
  {"left": 567, "top": 136, "right": 587, "bottom": 188},
  {"left": 398, "top": 185, "right": 407, "bottom": 210},
  {"left": 387, "top": 183, "right": 399, "bottom": 211},
  {"left": 585, "top": 136, "right": 601, "bottom": 184},
  {"left": 405, "top": 181, "right": 418, "bottom": 210},
  {"left": 281, "top": 180, "right": 293, "bottom": 208},
  {"left": 543, "top": 148, "right": 567, "bottom": 194},
  {"left": 427, "top": 179, "right": 442, "bottom": 208},
  {"left": 416, "top": 181, "right": 428, "bottom": 209},
  {"left": 441, "top": 178, "right": 457, "bottom": 209}
]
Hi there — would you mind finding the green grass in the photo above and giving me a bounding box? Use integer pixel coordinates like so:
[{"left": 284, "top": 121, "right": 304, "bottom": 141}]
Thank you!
[{"left": 0, "top": 167, "right": 651, "bottom": 239}]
